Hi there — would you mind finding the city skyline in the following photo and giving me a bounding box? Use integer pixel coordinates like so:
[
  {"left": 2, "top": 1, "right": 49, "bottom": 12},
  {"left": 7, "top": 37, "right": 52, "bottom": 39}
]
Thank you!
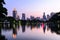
[
  {"left": 4, "top": 0, "right": 60, "bottom": 18},
  {"left": 12, "top": 9, "right": 53, "bottom": 21}
]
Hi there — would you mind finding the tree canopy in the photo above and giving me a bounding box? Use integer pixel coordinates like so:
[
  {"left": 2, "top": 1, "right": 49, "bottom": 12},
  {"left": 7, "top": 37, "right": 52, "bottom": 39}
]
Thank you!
[{"left": 0, "top": 0, "right": 7, "bottom": 18}]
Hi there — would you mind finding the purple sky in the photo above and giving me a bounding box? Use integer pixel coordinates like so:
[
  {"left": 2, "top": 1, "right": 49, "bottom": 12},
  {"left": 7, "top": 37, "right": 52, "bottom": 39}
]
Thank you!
[{"left": 4, "top": 0, "right": 60, "bottom": 18}]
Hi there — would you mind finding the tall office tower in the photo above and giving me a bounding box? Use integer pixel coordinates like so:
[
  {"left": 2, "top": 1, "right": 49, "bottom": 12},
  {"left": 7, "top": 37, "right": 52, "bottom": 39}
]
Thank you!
[
  {"left": 43, "top": 12, "right": 46, "bottom": 21},
  {"left": 13, "top": 8, "right": 17, "bottom": 19},
  {"left": 47, "top": 14, "right": 50, "bottom": 20},
  {"left": 22, "top": 13, "right": 25, "bottom": 20}
]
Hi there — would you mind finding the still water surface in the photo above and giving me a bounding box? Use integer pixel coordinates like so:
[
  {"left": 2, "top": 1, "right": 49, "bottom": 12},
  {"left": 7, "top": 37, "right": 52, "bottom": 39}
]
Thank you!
[{"left": 1, "top": 23, "right": 60, "bottom": 40}]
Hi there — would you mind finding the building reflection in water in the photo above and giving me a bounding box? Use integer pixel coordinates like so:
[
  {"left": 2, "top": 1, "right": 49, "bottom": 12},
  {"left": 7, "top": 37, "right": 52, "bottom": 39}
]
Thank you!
[
  {"left": 28, "top": 22, "right": 41, "bottom": 30},
  {"left": 21, "top": 25, "right": 25, "bottom": 32},
  {"left": 43, "top": 23, "right": 46, "bottom": 33},
  {"left": 1, "top": 21, "right": 60, "bottom": 40},
  {"left": 21, "top": 21, "right": 26, "bottom": 33},
  {"left": 12, "top": 27, "right": 17, "bottom": 39},
  {"left": 36, "top": 23, "right": 40, "bottom": 28},
  {"left": 30, "top": 24, "right": 36, "bottom": 30},
  {"left": 41, "top": 23, "right": 46, "bottom": 33}
]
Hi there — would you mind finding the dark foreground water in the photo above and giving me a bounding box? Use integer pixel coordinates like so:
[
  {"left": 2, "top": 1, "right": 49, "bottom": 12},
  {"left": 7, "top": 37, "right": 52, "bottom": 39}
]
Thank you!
[{"left": 1, "top": 22, "right": 60, "bottom": 40}]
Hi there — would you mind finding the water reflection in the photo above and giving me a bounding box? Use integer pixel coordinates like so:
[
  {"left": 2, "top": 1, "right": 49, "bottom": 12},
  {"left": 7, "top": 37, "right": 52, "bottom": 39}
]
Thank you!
[
  {"left": 41, "top": 23, "right": 46, "bottom": 33},
  {"left": 0, "top": 27, "right": 7, "bottom": 40},
  {"left": 21, "top": 24, "right": 25, "bottom": 32},
  {"left": 12, "top": 27, "right": 17, "bottom": 39},
  {"left": 47, "top": 22, "right": 60, "bottom": 34},
  {"left": 21, "top": 21, "right": 26, "bottom": 32},
  {"left": 0, "top": 22, "right": 60, "bottom": 40}
]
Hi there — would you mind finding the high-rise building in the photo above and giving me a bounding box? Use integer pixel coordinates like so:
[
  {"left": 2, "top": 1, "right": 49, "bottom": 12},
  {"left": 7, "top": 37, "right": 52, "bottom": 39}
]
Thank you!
[
  {"left": 47, "top": 14, "right": 50, "bottom": 20},
  {"left": 13, "top": 8, "right": 17, "bottom": 19},
  {"left": 43, "top": 12, "right": 46, "bottom": 21},
  {"left": 30, "top": 16, "right": 35, "bottom": 20},
  {"left": 22, "top": 13, "right": 25, "bottom": 20}
]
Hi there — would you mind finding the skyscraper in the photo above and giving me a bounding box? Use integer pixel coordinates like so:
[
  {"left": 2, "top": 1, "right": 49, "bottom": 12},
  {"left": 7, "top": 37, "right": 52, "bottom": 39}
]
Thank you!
[
  {"left": 43, "top": 12, "right": 46, "bottom": 21},
  {"left": 22, "top": 13, "right": 25, "bottom": 20},
  {"left": 47, "top": 14, "right": 50, "bottom": 20},
  {"left": 13, "top": 8, "right": 17, "bottom": 19}
]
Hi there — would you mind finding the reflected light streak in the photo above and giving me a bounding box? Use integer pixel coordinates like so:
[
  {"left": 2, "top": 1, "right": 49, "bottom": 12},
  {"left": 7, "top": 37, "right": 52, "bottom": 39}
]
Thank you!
[
  {"left": 42, "top": 23, "right": 44, "bottom": 28},
  {"left": 13, "top": 34, "right": 17, "bottom": 39}
]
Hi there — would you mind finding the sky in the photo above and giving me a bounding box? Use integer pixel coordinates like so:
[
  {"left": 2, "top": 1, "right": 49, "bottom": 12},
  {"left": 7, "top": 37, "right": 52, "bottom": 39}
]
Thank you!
[{"left": 4, "top": 0, "right": 60, "bottom": 18}]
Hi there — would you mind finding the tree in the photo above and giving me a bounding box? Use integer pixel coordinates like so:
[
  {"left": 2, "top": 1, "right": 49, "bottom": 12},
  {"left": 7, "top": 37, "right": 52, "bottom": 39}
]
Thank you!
[{"left": 0, "top": 0, "right": 7, "bottom": 18}]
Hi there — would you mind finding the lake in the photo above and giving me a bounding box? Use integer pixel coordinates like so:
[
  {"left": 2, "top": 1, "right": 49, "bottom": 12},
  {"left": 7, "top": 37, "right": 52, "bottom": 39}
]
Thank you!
[{"left": 1, "top": 22, "right": 60, "bottom": 40}]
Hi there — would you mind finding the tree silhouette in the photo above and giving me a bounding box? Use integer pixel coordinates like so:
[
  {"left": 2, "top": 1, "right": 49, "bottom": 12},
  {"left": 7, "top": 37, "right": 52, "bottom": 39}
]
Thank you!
[{"left": 0, "top": 0, "right": 7, "bottom": 18}]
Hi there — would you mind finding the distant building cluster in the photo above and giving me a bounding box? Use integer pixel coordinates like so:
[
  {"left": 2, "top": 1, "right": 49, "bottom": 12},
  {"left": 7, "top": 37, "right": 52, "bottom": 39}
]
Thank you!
[
  {"left": 26, "top": 12, "right": 55, "bottom": 21},
  {"left": 42, "top": 12, "right": 55, "bottom": 21},
  {"left": 12, "top": 9, "right": 55, "bottom": 21}
]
